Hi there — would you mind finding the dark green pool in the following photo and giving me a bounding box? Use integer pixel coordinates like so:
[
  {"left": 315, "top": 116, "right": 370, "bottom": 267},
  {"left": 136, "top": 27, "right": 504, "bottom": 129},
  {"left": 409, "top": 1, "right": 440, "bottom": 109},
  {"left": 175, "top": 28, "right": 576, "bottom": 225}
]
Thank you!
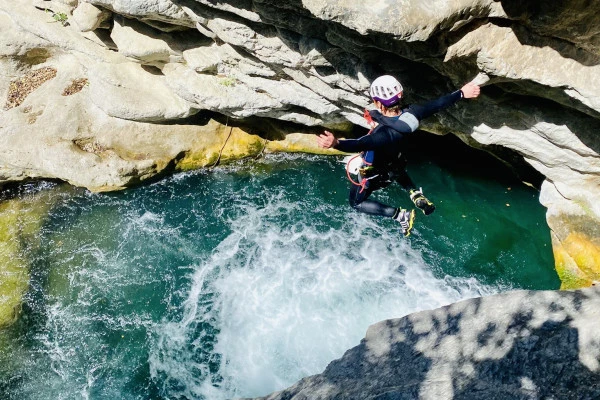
[{"left": 0, "top": 142, "right": 558, "bottom": 399}]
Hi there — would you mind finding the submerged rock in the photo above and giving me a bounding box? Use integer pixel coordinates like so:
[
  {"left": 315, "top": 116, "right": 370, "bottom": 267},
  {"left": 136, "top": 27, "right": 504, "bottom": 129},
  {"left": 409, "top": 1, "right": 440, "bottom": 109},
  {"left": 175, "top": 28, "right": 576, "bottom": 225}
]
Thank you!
[
  {"left": 0, "top": 200, "right": 31, "bottom": 327},
  {"left": 0, "top": 187, "right": 61, "bottom": 327},
  {"left": 250, "top": 287, "right": 600, "bottom": 400}
]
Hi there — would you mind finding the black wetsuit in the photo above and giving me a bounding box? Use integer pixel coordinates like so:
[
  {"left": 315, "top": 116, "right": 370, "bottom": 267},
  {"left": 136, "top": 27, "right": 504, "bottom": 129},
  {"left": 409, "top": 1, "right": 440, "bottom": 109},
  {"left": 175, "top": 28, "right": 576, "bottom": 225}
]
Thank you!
[{"left": 334, "top": 90, "right": 464, "bottom": 218}]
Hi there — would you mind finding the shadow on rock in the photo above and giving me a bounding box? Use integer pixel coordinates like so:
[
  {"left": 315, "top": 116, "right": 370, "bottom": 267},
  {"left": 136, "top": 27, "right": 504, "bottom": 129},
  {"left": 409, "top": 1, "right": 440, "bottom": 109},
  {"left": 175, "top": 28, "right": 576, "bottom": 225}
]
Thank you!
[{"left": 248, "top": 287, "right": 600, "bottom": 399}]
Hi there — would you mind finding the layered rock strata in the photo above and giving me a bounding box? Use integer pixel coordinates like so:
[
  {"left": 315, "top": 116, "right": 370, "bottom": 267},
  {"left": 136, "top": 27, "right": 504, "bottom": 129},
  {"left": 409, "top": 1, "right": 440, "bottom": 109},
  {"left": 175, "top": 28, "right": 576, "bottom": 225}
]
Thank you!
[{"left": 1, "top": 1, "right": 600, "bottom": 289}]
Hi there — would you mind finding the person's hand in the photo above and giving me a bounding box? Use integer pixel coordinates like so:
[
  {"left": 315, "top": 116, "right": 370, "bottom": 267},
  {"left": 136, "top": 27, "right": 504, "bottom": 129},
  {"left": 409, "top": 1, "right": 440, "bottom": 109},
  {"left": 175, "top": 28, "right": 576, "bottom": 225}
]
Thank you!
[
  {"left": 317, "top": 130, "right": 338, "bottom": 149},
  {"left": 461, "top": 82, "right": 481, "bottom": 99}
]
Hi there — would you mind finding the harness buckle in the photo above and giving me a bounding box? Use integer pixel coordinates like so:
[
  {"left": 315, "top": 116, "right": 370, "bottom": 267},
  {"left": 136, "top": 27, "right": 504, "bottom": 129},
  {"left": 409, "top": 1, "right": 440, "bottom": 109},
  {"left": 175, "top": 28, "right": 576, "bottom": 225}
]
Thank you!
[{"left": 359, "top": 165, "right": 377, "bottom": 178}]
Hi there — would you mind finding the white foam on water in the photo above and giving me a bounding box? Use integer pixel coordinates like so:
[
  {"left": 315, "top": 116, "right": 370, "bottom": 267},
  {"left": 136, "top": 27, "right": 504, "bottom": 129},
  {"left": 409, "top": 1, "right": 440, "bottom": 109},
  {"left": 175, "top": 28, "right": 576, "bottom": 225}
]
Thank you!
[
  {"left": 18, "top": 214, "right": 169, "bottom": 400},
  {"left": 150, "top": 194, "right": 501, "bottom": 399}
]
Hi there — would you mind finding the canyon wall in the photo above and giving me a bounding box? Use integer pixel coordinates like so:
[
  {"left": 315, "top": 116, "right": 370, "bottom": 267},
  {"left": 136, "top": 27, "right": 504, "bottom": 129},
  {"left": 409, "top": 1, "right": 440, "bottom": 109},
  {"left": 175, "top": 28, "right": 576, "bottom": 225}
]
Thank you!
[{"left": 1, "top": 0, "right": 600, "bottom": 289}]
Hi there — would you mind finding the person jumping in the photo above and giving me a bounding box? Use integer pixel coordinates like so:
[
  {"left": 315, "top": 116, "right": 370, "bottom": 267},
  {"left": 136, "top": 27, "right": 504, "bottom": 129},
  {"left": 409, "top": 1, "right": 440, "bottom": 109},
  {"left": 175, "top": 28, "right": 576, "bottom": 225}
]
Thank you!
[{"left": 317, "top": 75, "right": 481, "bottom": 237}]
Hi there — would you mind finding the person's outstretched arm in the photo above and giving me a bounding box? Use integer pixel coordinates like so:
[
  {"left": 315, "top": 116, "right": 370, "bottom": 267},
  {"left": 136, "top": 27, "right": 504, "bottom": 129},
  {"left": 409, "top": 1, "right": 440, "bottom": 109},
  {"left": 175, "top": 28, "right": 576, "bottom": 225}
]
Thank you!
[
  {"left": 316, "top": 83, "right": 480, "bottom": 150},
  {"left": 317, "top": 130, "right": 378, "bottom": 153},
  {"left": 409, "top": 82, "right": 481, "bottom": 121}
]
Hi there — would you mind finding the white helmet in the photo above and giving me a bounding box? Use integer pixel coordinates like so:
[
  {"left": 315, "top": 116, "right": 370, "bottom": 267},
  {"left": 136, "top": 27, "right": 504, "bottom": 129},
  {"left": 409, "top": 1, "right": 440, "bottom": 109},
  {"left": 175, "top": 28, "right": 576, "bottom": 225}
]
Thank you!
[{"left": 370, "top": 75, "right": 403, "bottom": 107}]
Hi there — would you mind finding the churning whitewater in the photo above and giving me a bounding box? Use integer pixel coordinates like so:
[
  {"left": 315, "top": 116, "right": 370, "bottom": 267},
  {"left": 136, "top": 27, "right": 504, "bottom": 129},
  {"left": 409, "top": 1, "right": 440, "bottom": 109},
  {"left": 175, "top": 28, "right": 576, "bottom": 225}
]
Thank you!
[
  {"left": 0, "top": 153, "right": 557, "bottom": 400},
  {"left": 149, "top": 190, "right": 499, "bottom": 399}
]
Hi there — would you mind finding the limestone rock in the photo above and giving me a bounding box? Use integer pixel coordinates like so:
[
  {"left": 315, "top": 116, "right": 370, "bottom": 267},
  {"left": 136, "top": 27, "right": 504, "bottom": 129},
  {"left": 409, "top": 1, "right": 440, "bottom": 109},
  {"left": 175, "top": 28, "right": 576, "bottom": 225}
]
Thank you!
[
  {"left": 299, "top": 0, "right": 502, "bottom": 39},
  {"left": 110, "top": 15, "right": 175, "bottom": 64},
  {"left": 2, "top": 0, "right": 600, "bottom": 288},
  {"left": 85, "top": 0, "right": 192, "bottom": 28},
  {"left": 251, "top": 287, "right": 600, "bottom": 400},
  {"left": 182, "top": 43, "right": 275, "bottom": 77},
  {"left": 498, "top": 1, "right": 600, "bottom": 56},
  {"left": 87, "top": 60, "right": 195, "bottom": 121},
  {"left": 32, "top": 0, "right": 74, "bottom": 17},
  {"left": 444, "top": 23, "right": 600, "bottom": 116},
  {"left": 0, "top": 11, "right": 51, "bottom": 59},
  {"left": 540, "top": 181, "right": 600, "bottom": 289},
  {"left": 72, "top": 2, "right": 112, "bottom": 32}
]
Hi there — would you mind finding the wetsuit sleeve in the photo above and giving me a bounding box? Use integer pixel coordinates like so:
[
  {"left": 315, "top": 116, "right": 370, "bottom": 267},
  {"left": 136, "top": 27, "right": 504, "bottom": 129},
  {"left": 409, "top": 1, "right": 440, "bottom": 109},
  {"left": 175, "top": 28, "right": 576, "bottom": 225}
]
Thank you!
[
  {"left": 409, "top": 90, "right": 463, "bottom": 121},
  {"left": 334, "top": 135, "right": 377, "bottom": 153},
  {"left": 334, "top": 125, "right": 403, "bottom": 152}
]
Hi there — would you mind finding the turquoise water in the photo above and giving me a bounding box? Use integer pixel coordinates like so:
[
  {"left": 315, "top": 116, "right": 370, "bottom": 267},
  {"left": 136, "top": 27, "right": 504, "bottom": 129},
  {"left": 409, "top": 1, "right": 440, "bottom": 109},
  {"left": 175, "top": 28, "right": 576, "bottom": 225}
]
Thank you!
[{"left": 0, "top": 149, "right": 558, "bottom": 399}]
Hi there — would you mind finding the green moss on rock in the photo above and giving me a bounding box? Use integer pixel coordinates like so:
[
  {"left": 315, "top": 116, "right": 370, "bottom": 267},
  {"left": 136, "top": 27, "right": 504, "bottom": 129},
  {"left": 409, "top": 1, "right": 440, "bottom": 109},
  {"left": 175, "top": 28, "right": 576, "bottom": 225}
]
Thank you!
[{"left": 0, "top": 190, "right": 57, "bottom": 328}]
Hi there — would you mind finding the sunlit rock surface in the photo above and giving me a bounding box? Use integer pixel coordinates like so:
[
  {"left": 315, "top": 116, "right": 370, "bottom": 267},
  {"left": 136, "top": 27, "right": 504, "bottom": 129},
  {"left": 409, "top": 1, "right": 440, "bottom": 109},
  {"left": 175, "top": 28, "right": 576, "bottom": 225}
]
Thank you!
[
  {"left": 250, "top": 286, "right": 600, "bottom": 400},
  {"left": 1, "top": 1, "right": 600, "bottom": 283}
]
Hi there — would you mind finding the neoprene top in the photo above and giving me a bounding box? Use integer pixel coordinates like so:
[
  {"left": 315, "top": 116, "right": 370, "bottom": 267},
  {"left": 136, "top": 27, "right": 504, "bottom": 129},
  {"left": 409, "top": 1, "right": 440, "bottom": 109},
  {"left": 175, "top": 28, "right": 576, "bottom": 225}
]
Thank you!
[{"left": 334, "top": 90, "right": 463, "bottom": 169}]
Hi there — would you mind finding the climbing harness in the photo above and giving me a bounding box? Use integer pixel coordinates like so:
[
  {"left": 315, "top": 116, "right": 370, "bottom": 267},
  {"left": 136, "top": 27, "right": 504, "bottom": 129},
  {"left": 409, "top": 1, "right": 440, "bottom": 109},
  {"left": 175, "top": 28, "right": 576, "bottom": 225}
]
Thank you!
[
  {"left": 363, "top": 108, "right": 375, "bottom": 128},
  {"left": 345, "top": 109, "right": 380, "bottom": 193}
]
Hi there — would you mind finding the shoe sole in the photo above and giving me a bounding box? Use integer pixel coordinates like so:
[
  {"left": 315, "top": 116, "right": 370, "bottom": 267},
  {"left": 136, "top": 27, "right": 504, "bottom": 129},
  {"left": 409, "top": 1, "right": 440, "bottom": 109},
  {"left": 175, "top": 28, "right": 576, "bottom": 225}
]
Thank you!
[
  {"left": 422, "top": 204, "right": 435, "bottom": 215},
  {"left": 414, "top": 196, "right": 435, "bottom": 215}
]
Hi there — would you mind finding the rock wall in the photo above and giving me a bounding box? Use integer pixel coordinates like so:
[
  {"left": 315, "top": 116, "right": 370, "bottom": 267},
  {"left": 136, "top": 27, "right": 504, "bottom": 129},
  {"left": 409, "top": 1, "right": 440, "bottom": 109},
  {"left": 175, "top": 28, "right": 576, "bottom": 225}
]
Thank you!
[
  {"left": 1, "top": 0, "right": 599, "bottom": 286},
  {"left": 248, "top": 286, "right": 600, "bottom": 400}
]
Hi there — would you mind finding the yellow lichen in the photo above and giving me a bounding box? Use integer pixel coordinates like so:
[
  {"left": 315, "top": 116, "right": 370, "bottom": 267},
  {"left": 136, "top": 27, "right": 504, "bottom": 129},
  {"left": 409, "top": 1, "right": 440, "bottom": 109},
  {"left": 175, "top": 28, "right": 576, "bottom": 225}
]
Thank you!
[
  {"left": 177, "top": 126, "right": 265, "bottom": 170},
  {"left": 0, "top": 191, "right": 57, "bottom": 328},
  {"left": 554, "top": 232, "right": 600, "bottom": 290},
  {"left": 0, "top": 204, "right": 29, "bottom": 327}
]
